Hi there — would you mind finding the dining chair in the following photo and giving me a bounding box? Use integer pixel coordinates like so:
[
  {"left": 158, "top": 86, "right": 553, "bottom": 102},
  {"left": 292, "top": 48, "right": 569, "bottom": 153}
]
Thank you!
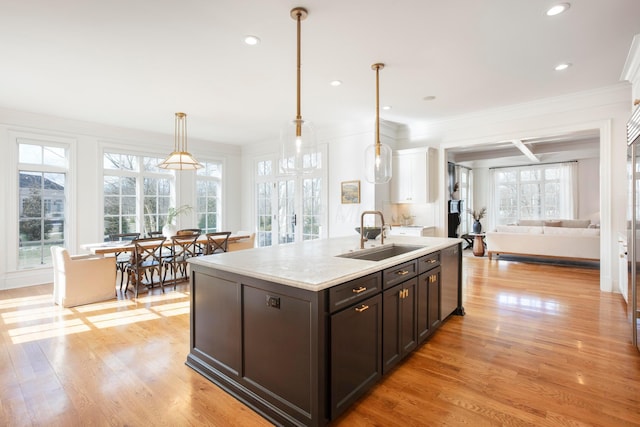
[
  {"left": 177, "top": 228, "right": 201, "bottom": 236},
  {"left": 125, "top": 236, "right": 166, "bottom": 298},
  {"left": 162, "top": 234, "right": 200, "bottom": 288},
  {"left": 147, "top": 230, "right": 164, "bottom": 238},
  {"left": 177, "top": 228, "right": 203, "bottom": 254},
  {"left": 109, "top": 232, "right": 140, "bottom": 290},
  {"left": 205, "top": 231, "right": 232, "bottom": 254}
]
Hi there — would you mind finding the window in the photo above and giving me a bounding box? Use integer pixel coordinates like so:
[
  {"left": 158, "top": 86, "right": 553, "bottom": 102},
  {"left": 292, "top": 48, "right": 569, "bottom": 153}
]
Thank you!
[
  {"left": 255, "top": 149, "right": 326, "bottom": 247},
  {"left": 490, "top": 162, "right": 577, "bottom": 226},
  {"left": 18, "top": 142, "right": 67, "bottom": 269},
  {"left": 103, "top": 152, "right": 173, "bottom": 239},
  {"left": 195, "top": 161, "right": 222, "bottom": 233}
]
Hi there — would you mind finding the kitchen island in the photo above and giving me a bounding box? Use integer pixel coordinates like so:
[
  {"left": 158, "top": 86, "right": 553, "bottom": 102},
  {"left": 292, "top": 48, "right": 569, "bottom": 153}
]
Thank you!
[{"left": 186, "top": 235, "right": 463, "bottom": 427}]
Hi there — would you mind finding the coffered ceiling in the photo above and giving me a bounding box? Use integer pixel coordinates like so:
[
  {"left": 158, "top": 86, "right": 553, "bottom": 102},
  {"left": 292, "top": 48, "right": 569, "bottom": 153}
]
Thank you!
[{"left": 0, "top": 1, "right": 639, "bottom": 145}]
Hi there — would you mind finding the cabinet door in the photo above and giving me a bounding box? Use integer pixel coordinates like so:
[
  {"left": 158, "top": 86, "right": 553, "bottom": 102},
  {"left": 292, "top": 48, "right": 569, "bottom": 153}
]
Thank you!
[
  {"left": 440, "top": 243, "right": 462, "bottom": 318},
  {"left": 382, "top": 278, "right": 417, "bottom": 375},
  {"left": 331, "top": 294, "right": 382, "bottom": 420},
  {"left": 391, "top": 150, "right": 432, "bottom": 204},
  {"left": 401, "top": 279, "right": 418, "bottom": 355},
  {"left": 244, "top": 286, "right": 313, "bottom": 414},
  {"left": 192, "top": 271, "right": 242, "bottom": 377},
  {"left": 428, "top": 269, "right": 441, "bottom": 331},
  {"left": 417, "top": 266, "right": 441, "bottom": 344},
  {"left": 391, "top": 152, "right": 425, "bottom": 203}
]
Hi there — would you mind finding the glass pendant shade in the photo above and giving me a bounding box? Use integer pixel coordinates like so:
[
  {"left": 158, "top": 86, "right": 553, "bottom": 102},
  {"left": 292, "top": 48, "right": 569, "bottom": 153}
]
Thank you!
[
  {"left": 365, "top": 141, "right": 392, "bottom": 184},
  {"left": 159, "top": 112, "right": 202, "bottom": 171},
  {"left": 281, "top": 118, "right": 319, "bottom": 174},
  {"left": 365, "top": 62, "right": 392, "bottom": 184}
]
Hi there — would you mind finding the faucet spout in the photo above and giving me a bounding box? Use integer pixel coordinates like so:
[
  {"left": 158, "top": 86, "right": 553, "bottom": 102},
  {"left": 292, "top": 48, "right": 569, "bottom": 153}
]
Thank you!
[{"left": 360, "top": 210, "right": 386, "bottom": 249}]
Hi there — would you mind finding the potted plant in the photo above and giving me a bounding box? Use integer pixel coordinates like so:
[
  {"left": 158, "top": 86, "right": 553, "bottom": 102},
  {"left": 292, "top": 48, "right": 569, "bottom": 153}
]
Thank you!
[
  {"left": 467, "top": 207, "right": 487, "bottom": 233},
  {"left": 162, "top": 204, "right": 193, "bottom": 238}
]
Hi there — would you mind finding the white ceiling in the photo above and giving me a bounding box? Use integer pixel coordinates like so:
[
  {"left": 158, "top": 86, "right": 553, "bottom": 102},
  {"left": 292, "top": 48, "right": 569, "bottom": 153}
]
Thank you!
[{"left": 1, "top": 0, "right": 639, "bottom": 145}]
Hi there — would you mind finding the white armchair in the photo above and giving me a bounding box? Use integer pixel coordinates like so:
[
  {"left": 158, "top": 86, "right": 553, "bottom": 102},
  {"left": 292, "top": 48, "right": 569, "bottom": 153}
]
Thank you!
[{"left": 51, "top": 246, "right": 116, "bottom": 307}]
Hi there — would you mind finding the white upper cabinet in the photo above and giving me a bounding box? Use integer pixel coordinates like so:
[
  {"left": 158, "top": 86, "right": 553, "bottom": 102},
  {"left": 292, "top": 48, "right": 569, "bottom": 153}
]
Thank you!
[{"left": 391, "top": 147, "right": 437, "bottom": 204}]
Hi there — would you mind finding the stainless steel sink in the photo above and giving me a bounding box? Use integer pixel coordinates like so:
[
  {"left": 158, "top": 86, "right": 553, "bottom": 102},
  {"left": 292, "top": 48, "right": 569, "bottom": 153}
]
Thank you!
[{"left": 336, "top": 244, "right": 425, "bottom": 261}]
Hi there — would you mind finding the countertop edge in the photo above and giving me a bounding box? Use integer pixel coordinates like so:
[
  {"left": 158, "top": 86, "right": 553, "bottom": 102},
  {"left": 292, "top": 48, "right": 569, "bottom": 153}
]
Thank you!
[{"left": 188, "top": 236, "right": 462, "bottom": 291}]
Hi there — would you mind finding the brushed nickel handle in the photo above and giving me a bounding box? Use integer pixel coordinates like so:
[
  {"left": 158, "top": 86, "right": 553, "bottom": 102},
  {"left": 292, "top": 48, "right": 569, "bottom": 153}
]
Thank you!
[
  {"left": 396, "top": 270, "right": 409, "bottom": 276},
  {"left": 352, "top": 286, "right": 367, "bottom": 294},
  {"left": 355, "top": 304, "right": 369, "bottom": 313},
  {"left": 427, "top": 259, "right": 437, "bottom": 264}
]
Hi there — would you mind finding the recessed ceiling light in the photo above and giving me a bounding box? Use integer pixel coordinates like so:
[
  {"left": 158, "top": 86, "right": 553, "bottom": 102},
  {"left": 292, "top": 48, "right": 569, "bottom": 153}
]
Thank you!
[
  {"left": 382, "top": 105, "right": 392, "bottom": 110},
  {"left": 244, "top": 35, "right": 260, "bottom": 45},
  {"left": 555, "top": 62, "right": 571, "bottom": 71},
  {"left": 423, "top": 95, "right": 436, "bottom": 101},
  {"left": 546, "top": 3, "right": 570, "bottom": 16},
  {"left": 329, "top": 80, "right": 342, "bottom": 87}
]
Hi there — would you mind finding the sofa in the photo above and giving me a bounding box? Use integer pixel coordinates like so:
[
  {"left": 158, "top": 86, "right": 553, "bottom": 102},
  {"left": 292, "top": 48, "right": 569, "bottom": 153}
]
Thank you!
[
  {"left": 485, "top": 219, "right": 600, "bottom": 261},
  {"left": 51, "top": 246, "right": 116, "bottom": 307}
]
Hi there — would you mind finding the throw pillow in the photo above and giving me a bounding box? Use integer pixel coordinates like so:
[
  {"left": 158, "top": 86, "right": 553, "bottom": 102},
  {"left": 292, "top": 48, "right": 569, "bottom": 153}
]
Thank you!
[{"left": 560, "top": 219, "right": 591, "bottom": 228}]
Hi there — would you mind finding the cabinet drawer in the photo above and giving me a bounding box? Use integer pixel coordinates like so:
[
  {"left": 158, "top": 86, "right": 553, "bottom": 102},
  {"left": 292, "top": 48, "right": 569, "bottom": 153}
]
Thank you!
[
  {"left": 383, "top": 260, "right": 418, "bottom": 289},
  {"left": 329, "top": 273, "right": 381, "bottom": 313},
  {"left": 418, "top": 252, "right": 440, "bottom": 274}
]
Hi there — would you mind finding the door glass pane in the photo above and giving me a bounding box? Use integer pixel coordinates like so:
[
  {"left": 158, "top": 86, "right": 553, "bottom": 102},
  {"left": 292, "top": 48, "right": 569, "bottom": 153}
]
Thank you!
[
  {"left": 302, "top": 177, "right": 321, "bottom": 240},
  {"left": 256, "top": 182, "right": 272, "bottom": 247},
  {"left": 278, "top": 180, "right": 295, "bottom": 244}
]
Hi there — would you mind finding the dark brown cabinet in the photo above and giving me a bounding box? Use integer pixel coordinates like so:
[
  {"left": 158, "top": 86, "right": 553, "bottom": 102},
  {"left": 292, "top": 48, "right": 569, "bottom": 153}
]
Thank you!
[
  {"left": 191, "top": 270, "right": 242, "bottom": 377},
  {"left": 441, "top": 244, "right": 463, "bottom": 317},
  {"left": 417, "top": 266, "right": 441, "bottom": 343},
  {"left": 382, "top": 277, "right": 418, "bottom": 374},
  {"left": 330, "top": 293, "right": 382, "bottom": 420}
]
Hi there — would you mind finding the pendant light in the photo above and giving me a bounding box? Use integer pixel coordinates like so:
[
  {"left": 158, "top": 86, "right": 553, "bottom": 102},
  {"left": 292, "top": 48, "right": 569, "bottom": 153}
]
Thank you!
[
  {"left": 365, "top": 63, "right": 392, "bottom": 184},
  {"left": 159, "top": 112, "right": 203, "bottom": 170},
  {"left": 280, "top": 7, "right": 319, "bottom": 175}
]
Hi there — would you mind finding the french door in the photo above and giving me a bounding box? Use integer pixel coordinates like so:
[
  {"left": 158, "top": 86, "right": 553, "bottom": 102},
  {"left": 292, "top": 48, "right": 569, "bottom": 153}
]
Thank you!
[{"left": 256, "top": 157, "right": 325, "bottom": 247}]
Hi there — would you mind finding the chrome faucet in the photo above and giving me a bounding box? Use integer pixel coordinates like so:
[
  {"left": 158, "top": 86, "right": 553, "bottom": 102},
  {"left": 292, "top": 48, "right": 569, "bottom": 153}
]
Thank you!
[{"left": 360, "top": 210, "right": 386, "bottom": 249}]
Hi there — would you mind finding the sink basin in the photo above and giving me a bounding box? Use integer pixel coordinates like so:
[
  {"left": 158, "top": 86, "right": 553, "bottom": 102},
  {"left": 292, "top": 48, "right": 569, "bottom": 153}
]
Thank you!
[{"left": 336, "top": 244, "right": 425, "bottom": 262}]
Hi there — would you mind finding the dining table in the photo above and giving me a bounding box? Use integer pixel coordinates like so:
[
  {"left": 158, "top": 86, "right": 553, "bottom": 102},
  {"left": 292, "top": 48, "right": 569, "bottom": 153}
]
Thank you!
[{"left": 81, "top": 233, "right": 250, "bottom": 255}]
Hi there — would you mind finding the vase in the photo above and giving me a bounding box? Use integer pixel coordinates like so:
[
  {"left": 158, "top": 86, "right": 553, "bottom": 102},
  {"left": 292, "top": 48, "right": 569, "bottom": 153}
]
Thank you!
[
  {"left": 162, "top": 223, "right": 178, "bottom": 238},
  {"left": 472, "top": 220, "right": 482, "bottom": 234}
]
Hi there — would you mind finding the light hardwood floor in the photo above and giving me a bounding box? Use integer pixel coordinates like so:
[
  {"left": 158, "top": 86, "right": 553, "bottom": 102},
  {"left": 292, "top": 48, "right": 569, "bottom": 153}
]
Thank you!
[{"left": 1, "top": 256, "right": 639, "bottom": 426}]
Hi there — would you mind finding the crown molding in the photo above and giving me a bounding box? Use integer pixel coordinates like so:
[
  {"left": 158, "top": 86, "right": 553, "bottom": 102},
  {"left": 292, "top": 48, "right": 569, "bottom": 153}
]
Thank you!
[{"left": 621, "top": 34, "right": 640, "bottom": 85}]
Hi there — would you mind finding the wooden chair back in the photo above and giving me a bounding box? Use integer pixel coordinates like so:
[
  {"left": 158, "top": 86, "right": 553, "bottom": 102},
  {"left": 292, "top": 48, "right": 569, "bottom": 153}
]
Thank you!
[{"left": 205, "top": 232, "right": 232, "bottom": 254}]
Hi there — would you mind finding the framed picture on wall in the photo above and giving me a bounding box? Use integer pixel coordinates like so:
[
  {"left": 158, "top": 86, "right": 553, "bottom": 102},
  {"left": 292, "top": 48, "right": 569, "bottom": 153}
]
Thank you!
[{"left": 341, "top": 180, "right": 360, "bottom": 204}]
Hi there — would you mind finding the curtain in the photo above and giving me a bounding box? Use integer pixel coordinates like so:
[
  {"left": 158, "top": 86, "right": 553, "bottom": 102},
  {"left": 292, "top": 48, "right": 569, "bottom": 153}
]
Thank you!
[
  {"left": 488, "top": 168, "right": 497, "bottom": 231},
  {"left": 559, "top": 161, "right": 578, "bottom": 219}
]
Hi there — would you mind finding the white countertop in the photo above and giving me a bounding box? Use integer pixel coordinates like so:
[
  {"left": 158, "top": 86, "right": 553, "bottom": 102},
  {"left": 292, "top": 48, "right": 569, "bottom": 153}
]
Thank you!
[{"left": 188, "top": 235, "right": 461, "bottom": 291}]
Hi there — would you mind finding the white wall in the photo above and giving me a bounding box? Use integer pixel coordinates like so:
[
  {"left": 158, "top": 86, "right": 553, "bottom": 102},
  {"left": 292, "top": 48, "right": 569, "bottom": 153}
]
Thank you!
[{"left": 0, "top": 108, "right": 242, "bottom": 290}]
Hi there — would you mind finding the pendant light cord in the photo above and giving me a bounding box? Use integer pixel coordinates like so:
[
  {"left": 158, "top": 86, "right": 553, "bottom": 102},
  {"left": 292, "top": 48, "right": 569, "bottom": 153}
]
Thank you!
[
  {"left": 295, "top": 9, "right": 303, "bottom": 137},
  {"left": 372, "top": 63, "right": 384, "bottom": 156}
]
